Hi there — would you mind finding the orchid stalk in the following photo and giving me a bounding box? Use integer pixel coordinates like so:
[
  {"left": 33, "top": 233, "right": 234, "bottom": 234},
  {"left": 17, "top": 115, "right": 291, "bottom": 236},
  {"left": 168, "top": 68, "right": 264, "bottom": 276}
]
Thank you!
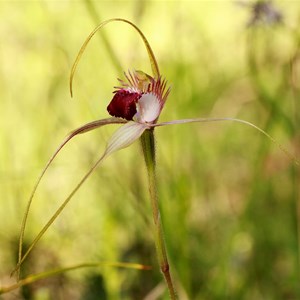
[{"left": 14, "top": 18, "right": 299, "bottom": 298}]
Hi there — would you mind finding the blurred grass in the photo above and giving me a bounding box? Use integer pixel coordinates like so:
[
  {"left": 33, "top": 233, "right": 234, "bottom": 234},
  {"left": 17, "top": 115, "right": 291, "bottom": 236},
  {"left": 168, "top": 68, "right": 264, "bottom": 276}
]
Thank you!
[{"left": 0, "top": 0, "right": 299, "bottom": 299}]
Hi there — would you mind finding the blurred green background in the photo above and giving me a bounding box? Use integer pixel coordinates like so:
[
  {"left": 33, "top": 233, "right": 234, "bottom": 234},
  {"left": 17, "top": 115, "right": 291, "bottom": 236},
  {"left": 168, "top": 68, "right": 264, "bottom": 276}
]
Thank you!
[{"left": 1, "top": 0, "right": 300, "bottom": 299}]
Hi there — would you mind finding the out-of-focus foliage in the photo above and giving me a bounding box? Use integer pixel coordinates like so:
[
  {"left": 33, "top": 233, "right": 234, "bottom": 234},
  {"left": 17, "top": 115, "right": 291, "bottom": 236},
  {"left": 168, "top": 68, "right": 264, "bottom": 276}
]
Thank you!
[{"left": 0, "top": 1, "right": 299, "bottom": 299}]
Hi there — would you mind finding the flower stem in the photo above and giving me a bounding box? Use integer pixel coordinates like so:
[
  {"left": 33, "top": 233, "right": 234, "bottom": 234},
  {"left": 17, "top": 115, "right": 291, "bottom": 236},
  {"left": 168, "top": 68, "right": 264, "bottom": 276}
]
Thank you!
[{"left": 141, "top": 129, "right": 177, "bottom": 299}]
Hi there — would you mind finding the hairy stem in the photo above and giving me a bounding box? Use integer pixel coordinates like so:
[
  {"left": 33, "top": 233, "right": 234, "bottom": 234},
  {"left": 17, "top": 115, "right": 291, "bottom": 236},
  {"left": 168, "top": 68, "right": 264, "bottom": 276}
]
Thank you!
[{"left": 141, "top": 129, "right": 177, "bottom": 299}]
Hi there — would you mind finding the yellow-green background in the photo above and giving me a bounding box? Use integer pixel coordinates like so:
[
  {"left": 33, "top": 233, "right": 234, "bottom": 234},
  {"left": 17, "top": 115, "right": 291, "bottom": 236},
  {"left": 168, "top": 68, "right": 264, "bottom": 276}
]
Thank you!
[{"left": 1, "top": 1, "right": 299, "bottom": 299}]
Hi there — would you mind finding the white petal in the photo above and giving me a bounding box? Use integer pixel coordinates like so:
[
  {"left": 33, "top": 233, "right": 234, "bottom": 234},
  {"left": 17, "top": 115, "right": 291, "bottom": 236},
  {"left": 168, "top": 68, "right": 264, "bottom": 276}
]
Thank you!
[
  {"left": 135, "top": 93, "right": 161, "bottom": 123},
  {"left": 105, "top": 122, "right": 148, "bottom": 156}
]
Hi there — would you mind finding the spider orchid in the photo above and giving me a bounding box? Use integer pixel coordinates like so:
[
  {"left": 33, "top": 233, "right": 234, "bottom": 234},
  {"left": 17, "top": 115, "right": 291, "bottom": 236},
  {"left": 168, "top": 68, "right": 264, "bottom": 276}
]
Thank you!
[
  {"left": 108, "top": 71, "right": 169, "bottom": 123},
  {"left": 14, "top": 18, "right": 298, "bottom": 299},
  {"left": 103, "top": 70, "right": 170, "bottom": 153}
]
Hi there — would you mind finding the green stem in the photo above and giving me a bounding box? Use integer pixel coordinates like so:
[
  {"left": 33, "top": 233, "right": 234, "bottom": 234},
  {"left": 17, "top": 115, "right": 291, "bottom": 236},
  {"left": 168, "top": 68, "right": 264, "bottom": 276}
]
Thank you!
[{"left": 141, "top": 129, "right": 177, "bottom": 299}]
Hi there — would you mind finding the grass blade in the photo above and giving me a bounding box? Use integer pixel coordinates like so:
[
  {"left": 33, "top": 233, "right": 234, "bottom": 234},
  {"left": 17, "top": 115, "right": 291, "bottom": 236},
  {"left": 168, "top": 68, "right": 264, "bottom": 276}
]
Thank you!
[{"left": 3, "top": 261, "right": 151, "bottom": 294}]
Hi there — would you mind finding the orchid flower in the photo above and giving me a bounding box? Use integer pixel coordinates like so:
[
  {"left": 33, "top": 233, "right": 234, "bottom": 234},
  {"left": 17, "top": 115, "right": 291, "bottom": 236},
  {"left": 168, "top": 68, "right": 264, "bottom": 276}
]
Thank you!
[
  {"left": 14, "top": 18, "right": 299, "bottom": 299},
  {"left": 104, "top": 70, "right": 170, "bottom": 153}
]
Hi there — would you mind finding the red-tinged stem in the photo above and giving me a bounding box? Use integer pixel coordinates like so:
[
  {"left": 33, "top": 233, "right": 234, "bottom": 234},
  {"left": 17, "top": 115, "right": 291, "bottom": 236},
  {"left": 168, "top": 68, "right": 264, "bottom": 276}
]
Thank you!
[{"left": 141, "top": 129, "right": 177, "bottom": 300}]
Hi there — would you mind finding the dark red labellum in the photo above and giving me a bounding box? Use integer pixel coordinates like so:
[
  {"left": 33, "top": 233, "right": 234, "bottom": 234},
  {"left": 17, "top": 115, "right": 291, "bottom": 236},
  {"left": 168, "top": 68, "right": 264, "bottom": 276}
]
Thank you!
[{"left": 107, "top": 90, "right": 142, "bottom": 120}]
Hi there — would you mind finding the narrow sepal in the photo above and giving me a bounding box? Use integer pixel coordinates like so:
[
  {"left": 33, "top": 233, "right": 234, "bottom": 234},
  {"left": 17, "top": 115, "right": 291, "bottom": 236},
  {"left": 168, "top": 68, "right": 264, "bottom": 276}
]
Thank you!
[
  {"left": 15, "top": 117, "right": 125, "bottom": 278},
  {"left": 70, "top": 18, "right": 160, "bottom": 97},
  {"left": 150, "top": 117, "right": 299, "bottom": 166}
]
